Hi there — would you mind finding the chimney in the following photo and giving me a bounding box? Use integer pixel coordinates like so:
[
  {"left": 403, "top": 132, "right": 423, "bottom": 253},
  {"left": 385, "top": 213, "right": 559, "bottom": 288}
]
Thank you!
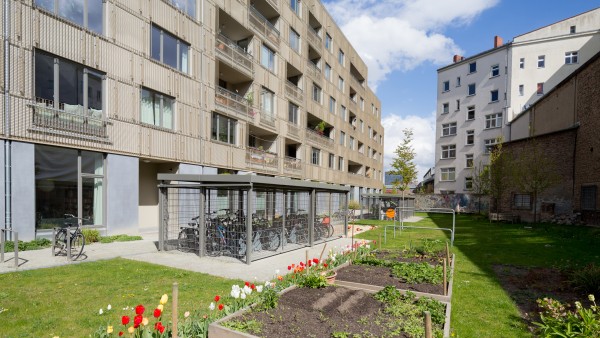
[
  {"left": 494, "top": 35, "right": 503, "bottom": 48},
  {"left": 453, "top": 55, "right": 463, "bottom": 63}
]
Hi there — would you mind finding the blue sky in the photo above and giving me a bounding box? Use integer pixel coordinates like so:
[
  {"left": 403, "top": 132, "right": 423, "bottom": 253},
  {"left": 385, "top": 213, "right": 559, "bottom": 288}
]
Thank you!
[{"left": 322, "top": 0, "right": 600, "bottom": 180}]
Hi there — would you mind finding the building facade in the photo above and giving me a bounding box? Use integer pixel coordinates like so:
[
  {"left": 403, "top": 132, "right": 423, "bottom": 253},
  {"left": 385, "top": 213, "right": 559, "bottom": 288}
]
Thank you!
[
  {"left": 435, "top": 8, "right": 600, "bottom": 194},
  {"left": 1, "top": 0, "right": 384, "bottom": 240}
]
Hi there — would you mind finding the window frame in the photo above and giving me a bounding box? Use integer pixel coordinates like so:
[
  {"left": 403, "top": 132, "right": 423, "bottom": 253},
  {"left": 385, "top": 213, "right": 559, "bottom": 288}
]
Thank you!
[
  {"left": 490, "top": 89, "right": 499, "bottom": 103},
  {"left": 260, "top": 44, "right": 276, "bottom": 72},
  {"left": 328, "top": 153, "right": 335, "bottom": 169},
  {"left": 35, "top": 0, "right": 105, "bottom": 35},
  {"left": 211, "top": 112, "right": 237, "bottom": 145},
  {"left": 465, "top": 154, "right": 474, "bottom": 168},
  {"left": 485, "top": 112, "right": 502, "bottom": 129},
  {"left": 325, "top": 33, "right": 333, "bottom": 52},
  {"left": 312, "top": 83, "right": 322, "bottom": 103},
  {"left": 441, "top": 144, "right": 456, "bottom": 159},
  {"left": 141, "top": 87, "right": 175, "bottom": 129},
  {"left": 513, "top": 193, "right": 532, "bottom": 210},
  {"left": 468, "top": 62, "right": 477, "bottom": 74},
  {"left": 464, "top": 177, "right": 473, "bottom": 190},
  {"left": 440, "top": 168, "right": 456, "bottom": 181},
  {"left": 491, "top": 64, "right": 500, "bottom": 77},
  {"left": 466, "top": 130, "right": 474, "bottom": 145},
  {"left": 311, "top": 147, "right": 321, "bottom": 165},
  {"left": 565, "top": 51, "right": 579, "bottom": 65},
  {"left": 537, "top": 82, "right": 544, "bottom": 95},
  {"left": 288, "top": 102, "right": 299, "bottom": 124},
  {"left": 581, "top": 185, "right": 597, "bottom": 210},
  {"left": 289, "top": 27, "right": 301, "bottom": 53},
  {"left": 484, "top": 138, "right": 499, "bottom": 153},
  {"left": 338, "top": 49, "right": 345, "bottom": 66},
  {"left": 151, "top": 24, "right": 190, "bottom": 74},
  {"left": 519, "top": 58, "right": 524, "bottom": 69},
  {"left": 441, "top": 122, "right": 457, "bottom": 137},
  {"left": 329, "top": 96, "right": 336, "bottom": 114},
  {"left": 537, "top": 55, "right": 545, "bottom": 68},
  {"left": 467, "top": 106, "right": 475, "bottom": 120},
  {"left": 443, "top": 81, "right": 450, "bottom": 92},
  {"left": 468, "top": 83, "right": 476, "bottom": 96},
  {"left": 442, "top": 103, "right": 449, "bottom": 114}
]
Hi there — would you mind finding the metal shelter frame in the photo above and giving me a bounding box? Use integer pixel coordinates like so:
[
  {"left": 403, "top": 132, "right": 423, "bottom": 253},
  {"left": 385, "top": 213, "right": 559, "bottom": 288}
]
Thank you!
[{"left": 157, "top": 174, "right": 350, "bottom": 265}]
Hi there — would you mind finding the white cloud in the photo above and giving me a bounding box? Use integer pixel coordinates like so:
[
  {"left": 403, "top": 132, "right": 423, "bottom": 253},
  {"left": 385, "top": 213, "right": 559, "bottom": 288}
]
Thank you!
[
  {"left": 323, "top": 0, "right": 499, "bottom": 89},
  {"left": 381, "top": 112, "right": 436, "bottom": 182}
]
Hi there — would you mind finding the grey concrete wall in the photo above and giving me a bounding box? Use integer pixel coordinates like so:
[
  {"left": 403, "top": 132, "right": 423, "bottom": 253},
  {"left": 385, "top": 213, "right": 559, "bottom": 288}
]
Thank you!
[
  {"left": 178, "top": 163, "right": 203, "bottom": 175},
  {"left": 107, "top": 154, "right": 139, "bottom": 235},
  {"left": 11, "top": 142, "right": 35, "bottom": 240}
]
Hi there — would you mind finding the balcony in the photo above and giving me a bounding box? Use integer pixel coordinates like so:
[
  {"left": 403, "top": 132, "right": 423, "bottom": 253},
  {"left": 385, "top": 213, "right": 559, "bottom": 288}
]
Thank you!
[
  {"left": 351, "top": 75, "right": 365, "bottom": 90},
  {"left": 283, "top": 156, "right": 302, "bottom": 173},
  {"left": 245, "top": 147, "right": 279, "bottom": 172},
  {"left": 30, "top": 98, "right": 108, "bottom": 140},
  {"left": 306, "top": 62, "right": 321, "bottom": 82},
  {"left": 215, "top": 35, "right": 253, "bottom": 77},
  {"left": 306, "top": 128, "right": 334, "bottom": 149},
  {"left": 260, "top": 112, "right": 276, "bottom": 128},
  {"left": 249, "top": 7, "right": 280, "bottom": 47},
  {"left": 215, "top": 87, "right": 255, "bottom": 120},
  {"left": 306, "top": 27, "right": 322, "bottom": 52},
  {"left": 287, "top": 121, "right": 302, "bottom": 138},
  {"left": 285, "top": 80, "right": 304, "bottom": 104}
]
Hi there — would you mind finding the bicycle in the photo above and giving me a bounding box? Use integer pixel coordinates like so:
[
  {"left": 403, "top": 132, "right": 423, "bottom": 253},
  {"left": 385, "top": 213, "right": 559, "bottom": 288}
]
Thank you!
[
  {"left": 53, "top": 214, "right": 86, "bottom": 260},
  {"left": 178, "top": 216, "right": 200, "bottom": 252},
  {"left": 314, "top": 216, "right": 334, "bottom": 240}
]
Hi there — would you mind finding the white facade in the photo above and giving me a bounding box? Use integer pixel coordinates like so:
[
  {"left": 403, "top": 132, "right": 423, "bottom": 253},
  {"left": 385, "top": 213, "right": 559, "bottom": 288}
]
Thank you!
[{"left": 435, "top": 8, "right": 600, "bottom": 194}]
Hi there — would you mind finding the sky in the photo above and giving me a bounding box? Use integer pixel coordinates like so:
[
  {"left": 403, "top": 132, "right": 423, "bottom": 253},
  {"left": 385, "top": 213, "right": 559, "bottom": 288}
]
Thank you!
[{"left": 321, "top": 0, "right": 600, "bottom": 181}]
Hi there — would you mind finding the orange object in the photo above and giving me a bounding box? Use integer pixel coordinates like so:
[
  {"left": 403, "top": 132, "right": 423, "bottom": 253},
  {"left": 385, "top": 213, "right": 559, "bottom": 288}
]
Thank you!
[{"left": 385, "top": 208, "right": 395, "bottom": 219}]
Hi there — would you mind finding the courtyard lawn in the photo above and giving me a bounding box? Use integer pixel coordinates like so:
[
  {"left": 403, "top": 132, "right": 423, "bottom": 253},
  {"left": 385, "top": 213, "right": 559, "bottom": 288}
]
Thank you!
[
  {"left": 0, "top": 258, "right": 239, "bottom": 337},
  {"left": 353, "top": 213, "right": 600, "bottom": 337}
]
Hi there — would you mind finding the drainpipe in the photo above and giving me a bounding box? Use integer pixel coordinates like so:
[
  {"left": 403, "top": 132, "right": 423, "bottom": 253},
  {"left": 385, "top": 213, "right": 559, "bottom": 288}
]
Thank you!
[{"left": 3, "top": 0, "right": 12, "bottom": 236}]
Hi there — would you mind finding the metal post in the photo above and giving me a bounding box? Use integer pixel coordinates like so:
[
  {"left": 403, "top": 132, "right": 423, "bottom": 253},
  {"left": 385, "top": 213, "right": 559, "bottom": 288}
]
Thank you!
[
  {"left": 4, "top": 0, "right": 12, "bottom": 240},
  {"left": 308, "top": 189, "right": 315, "bottom": 247},
  {"left": 282, "top": 193, "right": 286, "bottom": 251},
  {"left": 245, "top": 186, "right": 253, "bottom": 265},
  {"left": 0, "top": 229, "right": 4, "bottom": 263},
  {"left": 198, "top": 187, "right": 205, "bottom": 257},
  {"left": 13, "top": 231, "right": 17, "bottom": 268},
  {"left": 344, "top": 192, "right": 348, "bottom": 237},
  {"left": 51, "top": 227, "right": 56, "bottom": 256},
  {"left": 452, "top": 210, "right": 455, "bottom": 246},
  {"left": 158, "top": 186, "right": 165, "bottom": 251},
  {"left": 66, "top": 226, "right": 71, "bottom": 261},
  {"left": 172, "top": 282, "right": 178, "bottom": 338}
]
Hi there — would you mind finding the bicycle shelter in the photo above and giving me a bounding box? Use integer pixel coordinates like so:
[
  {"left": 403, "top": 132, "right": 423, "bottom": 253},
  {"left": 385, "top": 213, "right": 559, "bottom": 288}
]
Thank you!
[
  {"left": 359, "top": 193, "right": 415, "bottom": 220},
  {"left": 157, "top": 174, "right": 350, "bottom": 264}
]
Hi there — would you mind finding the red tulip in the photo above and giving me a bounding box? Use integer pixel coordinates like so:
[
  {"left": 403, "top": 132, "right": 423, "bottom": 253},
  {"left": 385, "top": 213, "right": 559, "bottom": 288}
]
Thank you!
[
  {"left": 133, "top": 314, "right": 143, "bottom": 327},
  {"left": 313, "top": 258, "right": 319, "bottom": 264},
  {"left": 153, "top": 308, "right": 161, "bottom": 318},
  {"left": 118, "top": 332, "right": 123, "bottom": 337},
  {"left": 218, "top": 304, "right": 224, "bottom": 311},
  {"left": 121, "top": 316, "right": 130, "bottom": 325},
  {"left": 287, "top": 265, "right": 291, "bottom": 270},
  {"left": 135, "top": 304, "right": 145, "bottom": 315},
  {"left": 158, "top": 323, "right": 165, "bottom": 334},
  {"left": 250, "top": 284, "right": 256, "bottom": 290},
  {"left": 244, "top": 281, "right": 250, "bottom": 287},
  {"left": 324, "top": 263, "right": 328, "bottom": 268},
  {"left": 214, "top": 295, "right": 220, "bottom": 302}
]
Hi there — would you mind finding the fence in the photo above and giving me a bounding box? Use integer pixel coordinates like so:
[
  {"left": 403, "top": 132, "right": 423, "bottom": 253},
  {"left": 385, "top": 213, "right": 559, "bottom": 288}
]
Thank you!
[
  {"left": 158, "top": 174, "right": 349, "bottom": 264},
  {"left": 360, "top": 193, "right": 415, "bottom": 220}
]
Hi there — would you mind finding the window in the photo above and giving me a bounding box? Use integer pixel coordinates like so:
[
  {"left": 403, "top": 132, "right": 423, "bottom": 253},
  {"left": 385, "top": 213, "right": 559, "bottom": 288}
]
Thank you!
[
  {"left": 312, "top": 83, "right": 322, "bottom": 103},
  {"left": 581, "top": 186, "right": 597, "bottom": 210},
  {"left": 468, "top": 83, "right": 476, "bottom": 96},
  {"left": 35, "top": 0, "right": 104, "bottom": 34},
  {"left": 519, "top": 58, "right": 524, "bottom": 69},
  {"left": 537, "top": 55, "right": 545, "bottom": 68},
  {"left": 170, "top": 0, "right": 196, "bottom": 18},
  {"left": 338, "top": 76, "right": 345, "bottom": 92},
  {"left": 491, "top": 64, "right": 499, "bottom": 77},
  {"left": 485, "top": 113, "right": 502, "bottom": 129},
  {"left": 35, "top": 50, "right": 105, "bottom": 118},
  {"left": 360, "top": 97, "right": 365, "bottom": 111},
  {"left": 441, "top": 145, "right": 456, "bottom": 159},
  {"left": 349, "top": 137, "right": 354, "bottom": 150},
  {"left": 441, "top": 168, "right": 456, "bottom": 181},
  {"left": 466, "top": 154, "right": 474, "bottom": 168},
  {"left": 513, "top": 194, "right": 532, "bottom": 209},
  {"left": 467, "top": 106, "right": 475, "bottom": 120},
  {"left": 311, "top": 147, "right": 321, "bottom": 165},
  {"left": 519, "top": 85, "right": 524, "bottom": 96},
  {"left": 261, "top": 44, "right": 276, "bottom": 72},
  {"left": 328, "top": 153, "right": 335, "bottom": 169},
  {"left": 340, "top": 105, "right": 346, "bottom": 120},
  {"left": 469, "top": 62, "right": 477, "bottom": 73},
  {"left": 338, "top": 157, "right": 344, "bottom": 171},
  {"left": 261, "top": 88, "right": 275, "bottom": 120},
  {"left": 565, "top": 51, "right": 578, "bottom": 64},
  {"left": 490, "top": 90, "right": 499, "bottom": 102},
  {"left": 570, "top": 25, "right": 576, "bottom": 34},
  {"left": 442, "top": 103, "right": 449, "bottom": 114},
  {"left": 329, "top": 96, "right": 336, "bottom": 114},
  {"left": 368, "top": 126, "right": 372, "bottom": 138},
  {"left": 339, "top": 131, "right": 345, "bottom": 146},
  {"left": 338, "top": 49, "right": 345, "bottom": 65},
  {"left": 442, "top": 122, "right": 457, "bottom": 136},
  {"left": 464, "top": 177, "right": 473, "bottom": 190},
  {"left": 324, "top": 63, "right": 332, "bottom": 81},
  {"left": 456, "top": 99, "right": 460, "bottom": 111},
  {"left": 288, "top": 102, "right": 299, "bottom": 124},
  {"left": 466, "top": 130, "right": 474, "bottom": 145},
  {"left": 289, "top": 28, "right": 300, "bottom": 53},
  {"left": 290, "top": 0, "right": 300, "bottom": 15},
  {"left": 456, "top": 76, "right": 461, "bottom": 87},
  {"left": 360, "top": 119, "right": 364, "bottom": 132},
  {"left": 325, "top": 33, "right": 332, "bottom": 52},
  {"left": 484, "top": 138, "right": 499, "bottom": 153},
  {"left": 151, "top": 24, "right": 189, "bottom": 73},
  {"left": 141, "top": 88, "right": 174, "bottom": 129},
  {"left": 443, "top": 81, "right": 450, "bottom": 92},
  {"left": 537, "top": 82, "right": 544, "bottom": 95},
  {"left": 211, "top": 112, "right": 237, "bottom": 144}
]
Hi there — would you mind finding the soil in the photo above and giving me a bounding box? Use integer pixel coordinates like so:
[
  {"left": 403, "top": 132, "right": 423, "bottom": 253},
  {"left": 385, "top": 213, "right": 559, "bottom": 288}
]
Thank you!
[
  {"left": 227, "top": 286, "right": 411, "bottom": 338},
  {"left": 335, "top": 264, "right": 445, "bottom": 295},
  {"left": 374, "top": 249, "right": 451, "bottom": 267},
  {"left": 493, "top": 265, "right": 586, "bottom": 330}
]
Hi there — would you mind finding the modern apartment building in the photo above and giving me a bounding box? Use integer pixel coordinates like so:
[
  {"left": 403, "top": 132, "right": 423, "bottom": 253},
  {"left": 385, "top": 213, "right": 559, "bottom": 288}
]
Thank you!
[
  {"left": 435, "top": 8, "right": 600, "bottom": 194},
  {"left": 0, "top": 0, "right": 384, "bottom": 241}
]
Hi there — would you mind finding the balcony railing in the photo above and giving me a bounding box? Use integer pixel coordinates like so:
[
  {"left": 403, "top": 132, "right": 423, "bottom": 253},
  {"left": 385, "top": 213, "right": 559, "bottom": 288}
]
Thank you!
[
  {"left": 249, "top": 7, "right": 280, "bottom": 46},
  {"left": 306, "top": 62, "right": 321, "bottom": 82},
  {"left": 245, "top": 147, "right": 279, "bottom": 171},
  {"left": 215, "top": 35, "right": 253, "bottom": 76},
  {"left": 215, "top": 87, "right": 255, "bottom": 119},
  {"left": 306, "top": 128, "right": 334, "bottom": 149},
  {"left": 283, "top": 156, "right": 302, "bottom": 172},
  {"left": 285, "top": 81, "right": 304, "bottom": 103},
  {"left": 287, "top": 121, "right": 301, "bottom": 138},
  {"left": 260, "top": 112, "right": 276, "bottom": 127},
  {"left": 306, "top": 26, "right": 322, "bottom": 51},
  {"left": 351, "top": 75, "right": 365, "bottom": 89},
  {"left": 30, "top": 98, "right": 108, "bottom": 139}
]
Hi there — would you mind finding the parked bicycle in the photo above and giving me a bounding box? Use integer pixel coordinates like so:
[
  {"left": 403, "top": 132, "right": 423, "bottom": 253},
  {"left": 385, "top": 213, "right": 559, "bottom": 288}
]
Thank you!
[
  {"left": 177, "top": 216, "right": 200, "bottom": 252},
  {"left": 314, "top": 216, "right": 334, "bottom": 240},
  {"left": 53, "top": 214, "right": 87, "bottom": 260}
]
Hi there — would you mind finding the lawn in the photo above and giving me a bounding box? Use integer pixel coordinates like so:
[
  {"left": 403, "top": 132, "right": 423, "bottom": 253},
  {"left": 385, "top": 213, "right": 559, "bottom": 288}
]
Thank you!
[
  {"left": 353, "top": 213, "right": 600, "bottom": 337},
  {"left": 0, "top": 258, "right": 239, "bottom": 337}
]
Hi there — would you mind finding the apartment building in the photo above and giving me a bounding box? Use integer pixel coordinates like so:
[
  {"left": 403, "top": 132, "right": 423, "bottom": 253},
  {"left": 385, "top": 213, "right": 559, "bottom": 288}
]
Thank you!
[
  {"left": 435, "top": 8, "right": 600, "bottom": 194},
  {"left": 0, "top": 0, "right": 384, "bottom": 241}
]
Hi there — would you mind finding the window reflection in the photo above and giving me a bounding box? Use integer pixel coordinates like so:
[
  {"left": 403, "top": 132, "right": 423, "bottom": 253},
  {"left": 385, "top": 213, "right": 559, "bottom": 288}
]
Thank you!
[{"left": 36, "top": 0, "right": 103, "bottom": 34}]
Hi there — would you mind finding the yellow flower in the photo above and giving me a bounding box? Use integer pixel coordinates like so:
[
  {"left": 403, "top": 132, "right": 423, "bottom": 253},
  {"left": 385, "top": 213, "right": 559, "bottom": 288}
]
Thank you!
[
  {"left": 160, "top": 294, "right": 169, "bottom": 305},
  {"left": 142, "top": 317, "right": 149, "bottom": 326},
  {"left": 157, "top": 304, "right": 164, "bottom": 311},
  {"left": 128, "top": 326, "right": 134, "bottom": 334},
  {"left": 107, "top": 326, "right": 113, "bottom": 334}
]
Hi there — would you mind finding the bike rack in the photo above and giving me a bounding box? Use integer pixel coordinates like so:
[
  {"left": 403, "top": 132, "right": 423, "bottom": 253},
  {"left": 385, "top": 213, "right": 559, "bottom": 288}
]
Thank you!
[
  {"left": 0, "top": 228, "right": 19, "bottom": 269},
  {"left": 384, "top": 208, "right": 456, "bottom": 246},
  {"left": 52, "top": 226, "right": 73, "bottom": 261}
]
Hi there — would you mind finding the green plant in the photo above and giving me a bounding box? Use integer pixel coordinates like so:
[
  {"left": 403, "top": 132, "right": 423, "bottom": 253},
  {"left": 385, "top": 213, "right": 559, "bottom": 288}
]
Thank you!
[
  {"left": 391, "top": 262, "right": 443, "bottom": 284},
  {"left": 417, "top": 239, "right": 443, "bottom": 256},
  {"left": 315, "top": 121, "right": 326, "bottom": 133},
  {"left": 373, "top": 285, "right": 403, "bottom": 302},
  {"left": 570, "top": 263, "right": 600, "bottom": 295},
  {"left": 254, "top": 288, "right": 279, "bottom": 311},
  {"left": 534, "top": 295, "right": 600, "bottom": 337},
  {"left": 298, "top": 272, "right": 328, "bottom": 288},
  {"left": 99, "top": 234, "right": 143, "bottom": 243},
  {"left": 3, "top": 238, "right": 52, "bottom": 252},
  {"left": 331, "top": 332, "right": 350, "bottom": 338},
  {"left": 348, "top": 200, "right": 360, "bottom": 210},
  {"left": 221, "top": 319, "right": 262, "bottom": 334},
  {"left": 83, "top": 229, "right": 101, "bottom": 244}
]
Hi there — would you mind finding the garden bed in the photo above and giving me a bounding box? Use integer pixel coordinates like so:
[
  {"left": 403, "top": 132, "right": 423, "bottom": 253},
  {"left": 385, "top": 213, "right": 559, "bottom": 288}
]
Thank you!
[{"left": 209, "top": 285, "right": 451, "bottom": 338}]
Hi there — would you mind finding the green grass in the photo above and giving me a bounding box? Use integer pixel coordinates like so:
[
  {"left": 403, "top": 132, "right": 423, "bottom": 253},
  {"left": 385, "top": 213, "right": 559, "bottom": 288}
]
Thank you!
[
  {"left": 0, "top": 258, "right": 239, "bottom": 337},
  {"left": 354, "top": 213, "right": 600, "bottom": 337}
]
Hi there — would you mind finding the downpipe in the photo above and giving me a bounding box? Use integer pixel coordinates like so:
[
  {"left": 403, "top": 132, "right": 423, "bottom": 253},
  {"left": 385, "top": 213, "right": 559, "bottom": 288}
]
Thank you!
[{"left": 3, "top": 0, "right": 12, "bottom": 238}]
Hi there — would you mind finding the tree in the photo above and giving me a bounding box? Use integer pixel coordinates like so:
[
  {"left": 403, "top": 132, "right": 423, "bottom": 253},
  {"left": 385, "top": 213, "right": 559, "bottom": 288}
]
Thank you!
[
  {"left": 470, "top": 161, "right": 490, "bottom": 214},
  {"left": 389, "top": 128, "right": 417, "bottom": 192},
  {"left": 487, "top": 139, "right": 514, "bottom": 213}
]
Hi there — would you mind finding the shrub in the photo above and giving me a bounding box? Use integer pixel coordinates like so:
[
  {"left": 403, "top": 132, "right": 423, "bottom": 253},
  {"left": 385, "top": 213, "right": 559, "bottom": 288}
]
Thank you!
[
  {"left": 3, "top": 238, "right": 52, "bottom": 252},
  {"left": 99, "top": 235, "right": 143, "bottom": 243},
  {"left": 534, "top": 295, "right": 599, "bottom": 337},
  {"left": 570, "top": 263, "right": 600, "bottom": 295},
  {"left": 82, "top": 229, "right": 101, "bottom": 244},
  {"left": 348, "top": 200, "right": 360, "bottom": 210}
]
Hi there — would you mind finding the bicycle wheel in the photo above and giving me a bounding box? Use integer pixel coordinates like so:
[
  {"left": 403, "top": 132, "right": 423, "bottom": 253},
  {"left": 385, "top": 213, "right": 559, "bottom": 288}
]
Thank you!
[
  {"left": 53, "top": 230, "right": 67, "bottom": 256},
  {"left": 265, "top": 230, "right": 281, "bottom": 251},
  {"left": 326, "top": 224, "right": 334, "bottom": 238},
  {"left": 70, "top": 232, "right": 85, "bottom": 260},
  {"left": 178, "top": 228, "right": 193, "bottom": 252}
]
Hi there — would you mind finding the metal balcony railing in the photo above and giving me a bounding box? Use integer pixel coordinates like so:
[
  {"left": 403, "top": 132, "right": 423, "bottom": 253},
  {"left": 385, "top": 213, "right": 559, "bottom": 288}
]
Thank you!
[
  {"left": 285, "top": 81, "right": 304, "bottom": 103},
  {"left": 306, "top": 128, "right": 334, "bottom": 149},
  {"left": 215, "top": 35, "right": 253, "bottom": 75},
  {"left": 249, "top": 7, "right": 280, "bottom": 46},
  {"left": 283, "top": 156, "right": 302, "bottom": 172},
  {"left": 245, "top": 147, "right": 279, "bottom": 171},
  {"left": 215, "top": 87, "right": 255, "bottom": 119},
  {"left": 30, "top": 98, "right": 108, "bottom": 139}
]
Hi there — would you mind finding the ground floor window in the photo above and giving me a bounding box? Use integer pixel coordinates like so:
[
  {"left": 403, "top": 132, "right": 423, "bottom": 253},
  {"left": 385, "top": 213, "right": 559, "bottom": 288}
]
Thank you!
[
  {"left": 581, "top": 186, "right": 597, "bottom": 210},
  {"left": 35, "top": 145, "right": 104, "bottom": 229},
  {"left": 513, "top": 193, "right": 531, "bottom": 209}
]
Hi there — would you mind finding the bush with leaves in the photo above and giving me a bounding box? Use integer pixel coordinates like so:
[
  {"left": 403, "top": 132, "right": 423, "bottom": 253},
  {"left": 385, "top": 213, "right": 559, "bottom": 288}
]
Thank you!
[{"left": 534, "top": 295, "right": 599, "bottom": 337}]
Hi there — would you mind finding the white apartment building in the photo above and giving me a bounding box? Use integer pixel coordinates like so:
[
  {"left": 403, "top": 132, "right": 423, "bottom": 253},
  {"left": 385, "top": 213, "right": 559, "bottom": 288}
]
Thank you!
[
  {"left": 435, "top": 7, "right": 600, "bottom": 194},
  {"left": 1, "top": 0, "right": 384, "bottom": 240}
]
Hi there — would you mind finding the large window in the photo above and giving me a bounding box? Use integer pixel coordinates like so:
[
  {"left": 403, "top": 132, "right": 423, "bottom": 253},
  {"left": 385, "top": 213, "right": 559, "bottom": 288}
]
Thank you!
[
  {"left": 441, "top": 145, "right": 456, "bottom": 159},
  {"left": 289, "top": 28, "right": 301, "bottom": 53},
  {"left": 35, "top": 50, "right": 104, "bottom": 117},
  {"left": 211, "top": 113, "right": 237, "bottom": 144},
  {"left": 485, "top": 113, "right": 502, "bottom": 129},
  {"left": 441, "top": 122, "right": 457, "bottom": 136},
  {"left": 324, "top": 63, "right": 332, "bottom": 81},
  {"left": 261, "top": 44, "right": 276, "bottom": 72},
  {"left": 170, "top": 0, "right": 196, "bottom": 18},
  {"left": 469, "top": 62, "right": 477, "bottom": 73},
  {"left": 141, "top": 88, "right": 174, "bottom": 129},
  {"left": 513, "top": 194, "right": 532, "bottom": 209},
  {"left": 466, "top": 130, "right": 474, "bottom": 145},
  {"left": 290, "top": 0, "right": 300, "bottom": 15},
  {"left": 565, "top": 51, "right": 578, "bottom": 64},
  {"left": 467, "top": 106, "right": 475, "bottom": 120},
  {"left": 312, "top": 83, "right": 322, "bottom": 103},
  {"left": 440, "top": 168, "right": 456, "bottom": 181},
  {"left": 329, "top": 96, "right": 336, "bottom": 114},
  {"left": 260, "top": 87, "right": 275, "bottom": 120},
  {"left": 35, "top": 0, "right": 103, "bottom": 34},
  {"left": 151, "top": 24, "right": 189, "bottom": 73},
  {"left": 288, "top": 102, "right": 299, "bottom": 124},
  {"left": 325, "top": 33, "right": 333, "bottom": 52},
  {"left": 468, "top": 83, "right": 476, "bottom": 96},
  {"left": 311, "top": 147, "right": 321, "bottom": 165},
  {"left": 484, "top": 138, "right": 499, "bottom": 153},
  {"left": 466, "top": 154, "right": 474, "bottom": 168},
  {"left": 35, "top": 145, "right": 104, "bottom": 229},
  {"left": 581, "top": 186, "right": 597, "bottom": 210}
]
